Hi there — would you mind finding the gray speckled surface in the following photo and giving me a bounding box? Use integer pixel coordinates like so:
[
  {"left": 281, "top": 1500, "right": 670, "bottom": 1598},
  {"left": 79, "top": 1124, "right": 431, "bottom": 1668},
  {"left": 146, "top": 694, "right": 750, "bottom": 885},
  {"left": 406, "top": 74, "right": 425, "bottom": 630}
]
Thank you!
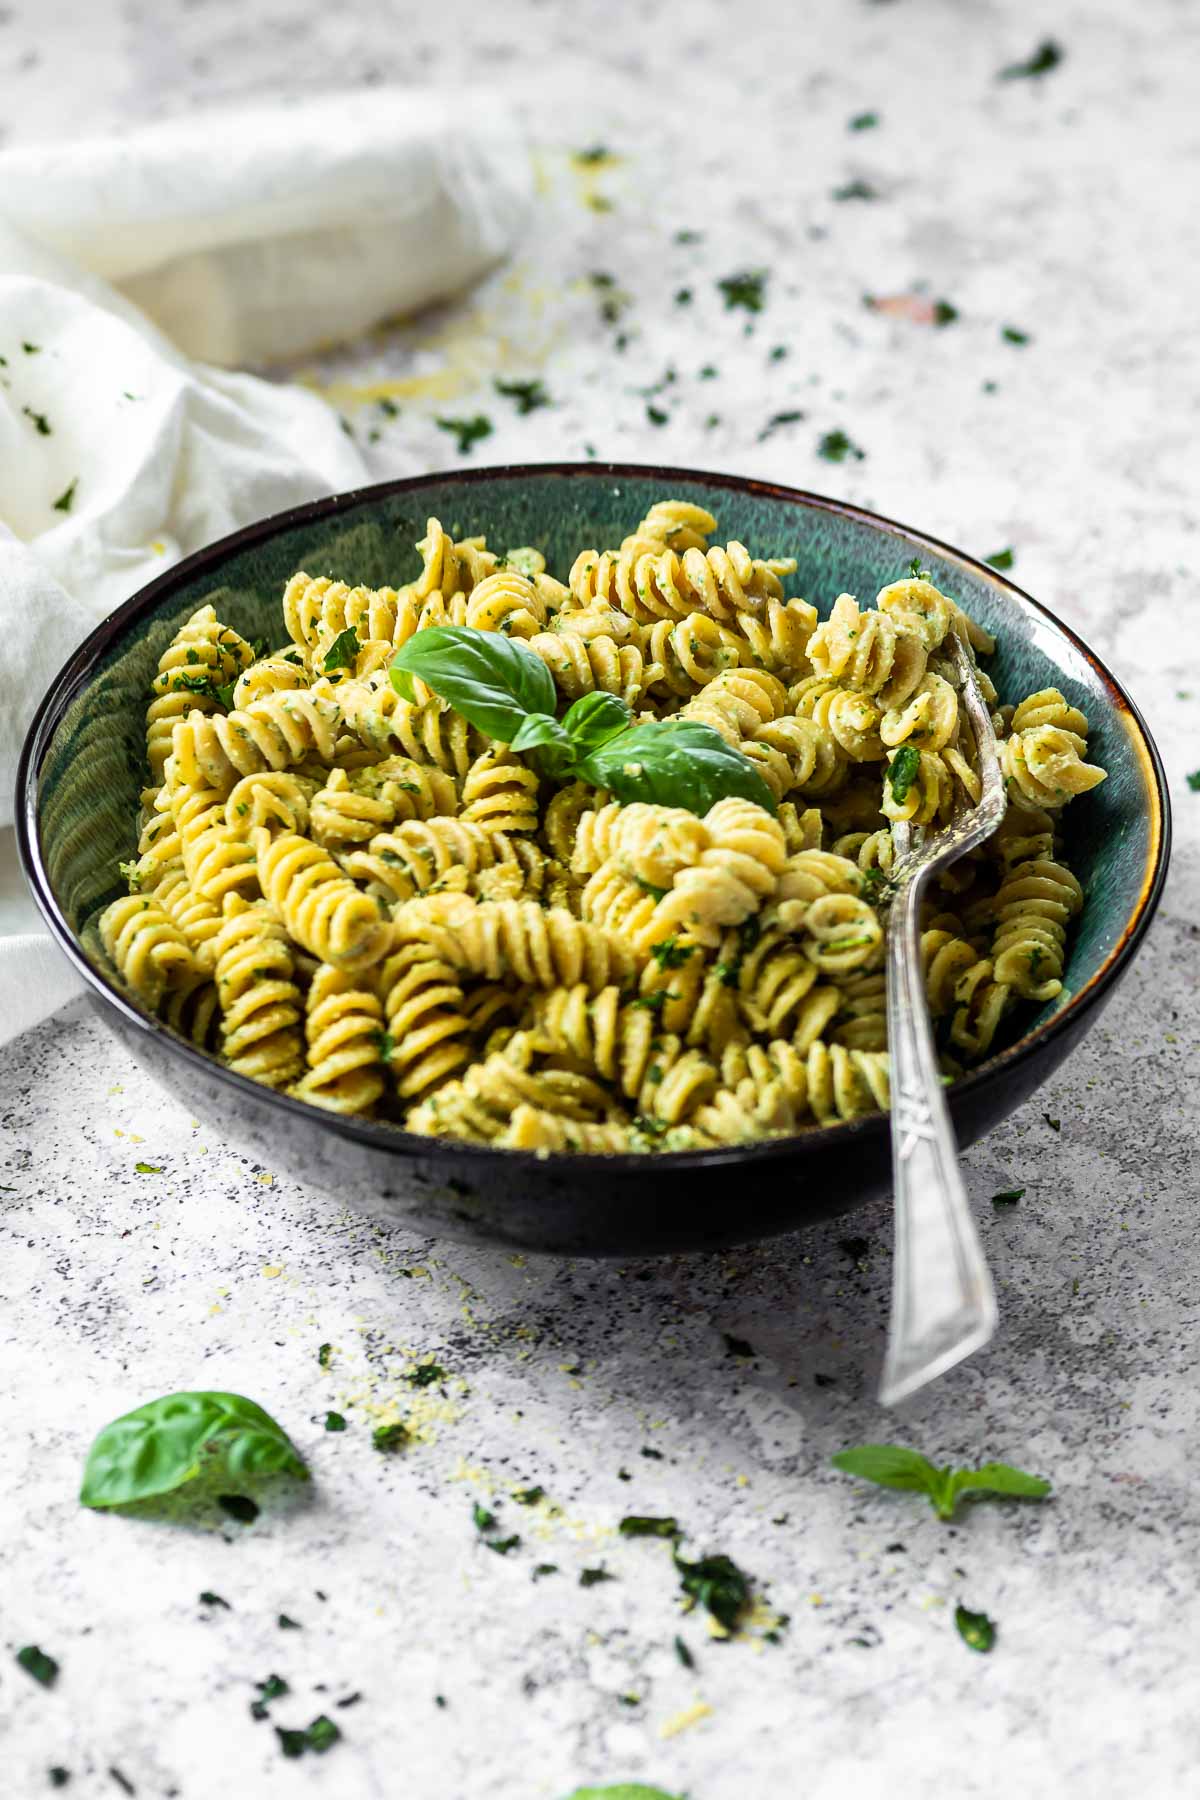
[{"left": 3, "top": 1, "right": 1199, "bottom": 1795}]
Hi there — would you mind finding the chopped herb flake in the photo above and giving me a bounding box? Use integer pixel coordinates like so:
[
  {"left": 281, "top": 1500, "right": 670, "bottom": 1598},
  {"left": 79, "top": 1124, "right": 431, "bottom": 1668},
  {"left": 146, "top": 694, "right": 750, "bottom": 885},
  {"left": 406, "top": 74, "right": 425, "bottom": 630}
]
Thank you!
[
  {"left": 620, "top": 1515, "right": 679, "bottom": 1538},
  {"left": 372, "top": 1421, "right": 409, "bottom": 1452},
  {"left": 406, "top": 1362, "right": 445, "bottom": 1387},
  {"left": 1001, "top": 325, "right": 1030, "bottom": 345},
  {"left": 674, "top": 1548, "right": 751, "bottom": 1631},
  {"left": 487, "top": 1535, "right": 521, "bottom": 1556},
  {"left": 888, "top": 745, "right": 921, "bottom": 804},
  {"left": 955, "top": 1603, "right": 997, "bottom": 1651},
  {"left": 16, "top": 1645, "right": 58, "bottom": 1686},
  {"left": 998, "top": 39, "right": 1063, "bottom": 80},
  {"left": 324, "top": 1411, "right": 347, "bottom": 1432},
  {"left": 23, "top": 406, "right": 51, "bottom": 435},
  {"left": 532, "top": 1563, "right": 559, "bottom": 1579},
  {"left": 579, "top": 1566, "right": 615, "bottom": 1587},
  {"left": 832, "top": 179, "right": 878, "bottom": 202},
  {"left": 674, "top": 288, "right": 693, "bottom": 306},
  {"left": 134, "top": 1162, "right": 163, "bottom": 1174},
  {"left": 494, "top": 377, "right": 550, "bottom": 415},
  {"left": 646, "top": 404, "right": 669, "bottom": 426},
  {"left": 717, "top": 269, "right": 767, "bottom": 312},
  {"left": 573, "top": 145, "right": 610, "bottom": 164},
  {"left": 472, "top": 1502, "right": 497, "bottom": 1533},
  {"left": 722, "top": 1332, "right": 756, "bottom": 1358},
  {"left": 513, "top": 1485, "right": 545, "bottom": 1506},
  {"left": 849, "top": 111, "right": 879, "bottom": 130},
  {"left": 932, "top": 298, "right": 959, "bottom": 326},
  {"left": 317, "top": 1343, "right": 332, "bottom": 1367},
  {"left": 818, "top": 428, "right": 865, "bottom": 463},
  {"left": 52, "top": 478, "right": 78, "bottom": 513},
  {"left": 758, "top": 408, "right": 804, "bottom": 441},
  {"left": 199, "top": 1591, "right": 230, "bottom": 1609},
  {"left": 1186, "top": 771, "right": 1200, "bottom": 792},
  {"left": 985, "top": 547, "right": 1015, "bottom": 570},
  {"left": 322, "top": 626, "right": 359, "bottom": 673},
  {"left": 277, "top": 1614, "right": 301, "bottom": 1630},
  {"left": 991, "top": 1189, "right": 1025, "bottom": 1207},
  {"left": 435, "top": 415, "right": 493, "bottom": 456},
  {"left": 674, "top": 1634, "right": 695, "bottom": 1668}
]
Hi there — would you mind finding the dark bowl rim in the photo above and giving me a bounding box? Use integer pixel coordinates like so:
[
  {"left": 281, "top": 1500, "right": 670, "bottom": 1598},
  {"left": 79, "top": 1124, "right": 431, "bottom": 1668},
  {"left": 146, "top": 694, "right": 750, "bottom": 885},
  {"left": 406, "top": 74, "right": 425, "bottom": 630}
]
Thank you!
[{"left": 16, "top": 459, "right": 1173, "bottom": 1174}]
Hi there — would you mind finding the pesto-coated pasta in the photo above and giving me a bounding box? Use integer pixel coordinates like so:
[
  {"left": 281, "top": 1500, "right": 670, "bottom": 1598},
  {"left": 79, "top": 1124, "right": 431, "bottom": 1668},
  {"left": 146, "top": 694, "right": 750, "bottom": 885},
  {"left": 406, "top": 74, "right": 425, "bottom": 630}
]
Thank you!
[{"left": 100, "top": 504, "right": 1106, "bottom": 1151}]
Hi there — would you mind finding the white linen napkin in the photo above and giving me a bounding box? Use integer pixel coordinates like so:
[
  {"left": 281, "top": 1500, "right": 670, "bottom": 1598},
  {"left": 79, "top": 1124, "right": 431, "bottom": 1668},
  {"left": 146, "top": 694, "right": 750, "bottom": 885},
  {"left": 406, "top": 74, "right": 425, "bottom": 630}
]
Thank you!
[{"left": 0, "top": 92, "right": 531, "bottom": 1047}]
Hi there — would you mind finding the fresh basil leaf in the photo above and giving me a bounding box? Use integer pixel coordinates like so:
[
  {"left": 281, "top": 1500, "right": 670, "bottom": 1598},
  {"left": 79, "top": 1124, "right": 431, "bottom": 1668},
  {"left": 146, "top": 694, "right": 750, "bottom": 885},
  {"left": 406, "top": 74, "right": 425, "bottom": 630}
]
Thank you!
[
  {"left": 561, "top": 690, "right": 633, "bottom": 758},
  {"left": 323, "top": 626, "right": 359, "bottom": 673},
  {"left": 955, "top": 1603, "right": 996, "bottom": 1652},
  {"left": 951, "top": 1462, "right": 1051, "bottom": 1503},
  {"left": 577, "top": 719, "right": 777, "bottom": 816},
  {"left": 80, "top": 1391, "right": 308, "bottom": 1508},
  {"left": 510, "top": 711, "right": 576, "bottom": 778},
  {"left": 561, "top": 1789, "right": 684, "bottom": 1800},
  {"left": 389, "top": 626, "right": 556, "bottom": 741},
  {"left": 830, "top": 1444, "right": 941, "bottom": 1494}
]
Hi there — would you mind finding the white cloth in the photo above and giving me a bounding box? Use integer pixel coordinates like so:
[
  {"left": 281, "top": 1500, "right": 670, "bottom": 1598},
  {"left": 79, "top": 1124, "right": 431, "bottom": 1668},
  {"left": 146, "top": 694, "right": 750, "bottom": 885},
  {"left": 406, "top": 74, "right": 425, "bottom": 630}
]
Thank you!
[{"left": 0, "top": 93, "right": 531, "bottom": 1048}]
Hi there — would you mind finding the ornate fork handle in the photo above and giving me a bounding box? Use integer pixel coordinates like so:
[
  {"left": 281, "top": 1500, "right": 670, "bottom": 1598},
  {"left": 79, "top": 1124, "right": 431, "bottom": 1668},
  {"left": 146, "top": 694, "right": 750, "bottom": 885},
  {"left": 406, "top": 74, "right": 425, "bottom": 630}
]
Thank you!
[
  {"left": 878, "top": 854, "right": 998, "bottom": 1405},
  {"left": 877, "top": 633, "right": 1004, "bottom": 1406}
]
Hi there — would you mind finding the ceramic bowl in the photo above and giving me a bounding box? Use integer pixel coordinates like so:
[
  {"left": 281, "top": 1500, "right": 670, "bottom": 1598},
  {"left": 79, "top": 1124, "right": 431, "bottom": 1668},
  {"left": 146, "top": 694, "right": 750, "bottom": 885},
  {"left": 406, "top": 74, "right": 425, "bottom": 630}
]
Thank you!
[{"left": 16, "top": 464, "right": 1171, "bottom": 1255}]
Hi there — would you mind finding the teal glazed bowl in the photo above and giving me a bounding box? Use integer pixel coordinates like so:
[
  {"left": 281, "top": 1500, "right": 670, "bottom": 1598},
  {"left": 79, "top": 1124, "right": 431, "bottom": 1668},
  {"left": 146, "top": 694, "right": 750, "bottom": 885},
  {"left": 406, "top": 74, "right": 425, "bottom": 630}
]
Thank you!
[{"left": 16, "top": 465, "right": 1171, "bottom": 1255}]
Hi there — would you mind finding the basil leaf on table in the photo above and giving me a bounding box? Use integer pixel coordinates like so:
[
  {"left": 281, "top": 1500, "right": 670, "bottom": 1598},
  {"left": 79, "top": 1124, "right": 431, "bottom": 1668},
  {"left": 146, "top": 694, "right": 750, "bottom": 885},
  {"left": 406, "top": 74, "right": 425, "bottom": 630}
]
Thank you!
[
  {"left": 577, "top": 719, "right": 778, "bottom": 815},
  {"left": 80, "top": 1391, "right": 308, "bottom": 1509},
  {"left": 390, "top": 626, "right": 556, "bottom": 740},
  {"left": 561, "top": 1788, "right": 684, "bottom": 1800},
  {"left": 831, "top": 1443, "right": 1050, "bottom": 1521}
]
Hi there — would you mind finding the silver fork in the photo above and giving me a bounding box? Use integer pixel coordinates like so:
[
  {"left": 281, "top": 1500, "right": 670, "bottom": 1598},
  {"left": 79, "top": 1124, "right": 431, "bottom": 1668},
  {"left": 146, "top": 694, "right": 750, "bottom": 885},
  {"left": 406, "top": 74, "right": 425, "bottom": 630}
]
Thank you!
[{"left": 877, "top": 631, "right": 1007, "bottom": 1406}]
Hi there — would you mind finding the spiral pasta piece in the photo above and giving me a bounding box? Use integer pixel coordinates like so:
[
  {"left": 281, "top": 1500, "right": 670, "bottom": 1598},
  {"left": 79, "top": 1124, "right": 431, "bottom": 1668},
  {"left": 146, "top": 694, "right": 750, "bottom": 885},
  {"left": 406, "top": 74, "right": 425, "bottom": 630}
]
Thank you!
[
  {"left": 172, "top": 692, "right": 344, "bottom": 790},
  {"left": 460, "top": 748, "right": 540, "bottom": 834},
  {"left": 337, "top": 675, "right": 479, "bottom": 777},
  {"left": 100, "top": 894, "right": 196, "bottom": 1005},
  {"left": 528, "top": 629, "right": 656, "bottom": 708},
  {"left": 145, "top": 606, "right": 255, "bottom": 779},
  {"left": 570, "top": 801, "right": 710, "bottom": 886},
  {"left": 231, "top": 651, "right": 310, "bottom": 710},
  {"left": 1000, "top": 725, "right": 1107, "bottom": 812},
  {"left": 291, "top": 963, "right": 386, "bottom": 1113},
  {"left": 214, "top": 896, "right": 305, "bottom": 1087},
  {"left": 256, "top": 828, "right": 390, "bottom": 971},
  {"left": 345, "top": 817, "right": 510, "bottom": 905},
  {"left": 530, "top": 985, "right": 717, "bottom": 1123},
  {"left": 395, "top": 896, "right": 636, "bottom": 991},
  {"left": 399, "top": 517, "right": 498, "bottom": 605},
  {"left": 986, "top": 857, "right": 1083, "bottom": 1000},
  {"left": 463, "top": 569, "right": 550, "bottom": 639}
]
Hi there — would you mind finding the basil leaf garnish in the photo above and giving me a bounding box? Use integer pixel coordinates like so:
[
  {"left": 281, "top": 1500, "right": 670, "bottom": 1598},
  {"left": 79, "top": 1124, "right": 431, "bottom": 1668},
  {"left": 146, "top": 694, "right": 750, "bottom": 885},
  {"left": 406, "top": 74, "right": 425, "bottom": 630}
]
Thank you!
[
  {"left": 577, "top": 719, "right": 777, "bottom": 814},
  {"left": 388, "top": 624, "right": 775, "bottom": 816},
  {"left": 80, "top": 1391, "right": 308, "bottom": 1508},
  {"left": 509, "top": 712, "right": 577, "bottom": 778},
  {"left": 390, "top": 626, "right": 556, "bottom": 741},
  {"left": 831, "top": 1443, "right": 1050, "bottom": 1521},
  {"left": 560, "top": 690, "right": 634, "bottom": 758}
]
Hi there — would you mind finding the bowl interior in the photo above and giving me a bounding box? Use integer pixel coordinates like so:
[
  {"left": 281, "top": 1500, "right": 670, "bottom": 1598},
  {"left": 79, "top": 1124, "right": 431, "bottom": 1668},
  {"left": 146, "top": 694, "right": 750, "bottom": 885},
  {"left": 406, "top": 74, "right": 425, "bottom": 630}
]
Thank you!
[{"left": 31, "top": 466, "right": 1161, "bottom": 1087}]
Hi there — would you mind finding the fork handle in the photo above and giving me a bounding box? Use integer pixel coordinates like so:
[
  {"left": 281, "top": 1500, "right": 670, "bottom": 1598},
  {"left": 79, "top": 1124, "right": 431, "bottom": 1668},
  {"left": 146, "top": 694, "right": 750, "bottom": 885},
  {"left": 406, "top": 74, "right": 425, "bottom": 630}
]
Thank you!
[{"left": 878, "top": 865, "right": 998, "bottom": 1406}]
